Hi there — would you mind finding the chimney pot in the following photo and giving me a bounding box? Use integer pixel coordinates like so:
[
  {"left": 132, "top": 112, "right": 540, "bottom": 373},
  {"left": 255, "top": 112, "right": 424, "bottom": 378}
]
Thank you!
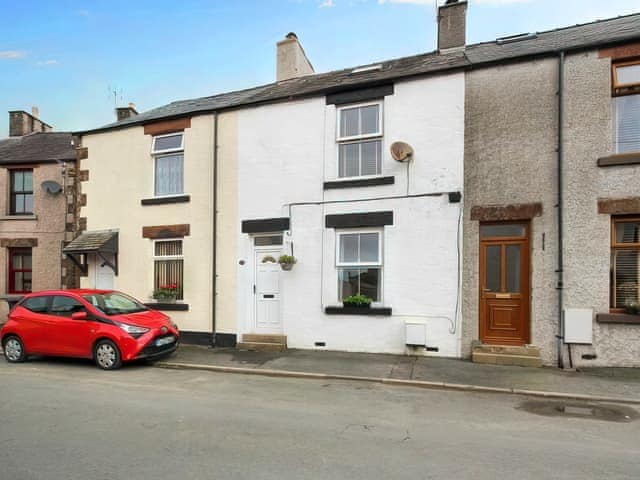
[
  {"left": 276, "top": 33, "right": 314, "bottom": 82},
  {"left": 438, "top": 0, "right": 467, "bottom": 52}
]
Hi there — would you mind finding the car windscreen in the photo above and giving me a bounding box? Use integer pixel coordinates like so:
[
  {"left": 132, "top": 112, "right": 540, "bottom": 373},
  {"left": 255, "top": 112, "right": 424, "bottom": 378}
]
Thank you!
[{"left": 83, "top": 292, "right": 149, "bottom": 316}]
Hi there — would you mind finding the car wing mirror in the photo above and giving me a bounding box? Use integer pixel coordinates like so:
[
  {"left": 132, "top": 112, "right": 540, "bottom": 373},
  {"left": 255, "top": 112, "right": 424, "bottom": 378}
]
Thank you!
[{"left": 71, "top": 311, "right": 88, "bottom": 320}]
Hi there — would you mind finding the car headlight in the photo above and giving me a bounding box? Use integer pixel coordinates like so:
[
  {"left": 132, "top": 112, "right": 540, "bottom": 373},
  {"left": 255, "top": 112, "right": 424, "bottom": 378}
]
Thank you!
[{"left": 115, "top": 322, "right": 149, "bottom": 338}]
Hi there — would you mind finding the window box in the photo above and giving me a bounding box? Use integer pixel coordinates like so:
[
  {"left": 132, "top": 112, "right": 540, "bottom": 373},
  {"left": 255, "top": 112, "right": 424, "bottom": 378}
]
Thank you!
[
  {"left": 596, "top": 313, "right": 640, "bottom": 325},
  {"left": 325, "top": 306, "right": 392, "bottom": 316}
]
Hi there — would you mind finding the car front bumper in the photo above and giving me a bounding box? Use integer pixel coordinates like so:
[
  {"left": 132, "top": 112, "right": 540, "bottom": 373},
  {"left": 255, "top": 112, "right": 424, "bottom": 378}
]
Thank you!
[{"left": 135, "top": 334, "right": 179, "bottom": 360}]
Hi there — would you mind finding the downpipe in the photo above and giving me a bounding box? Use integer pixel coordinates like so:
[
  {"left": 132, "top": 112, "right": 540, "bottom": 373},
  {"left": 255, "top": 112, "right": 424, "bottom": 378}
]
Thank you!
[{"left": 556, "top": 51, "right": 565, "bottom": 369}]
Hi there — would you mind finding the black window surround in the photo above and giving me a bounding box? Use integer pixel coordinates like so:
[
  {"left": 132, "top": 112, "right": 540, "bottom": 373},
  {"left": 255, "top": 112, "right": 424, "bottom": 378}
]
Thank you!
[
  {"left": 242, "top": 217, "right": 290, "bottom": 234},
  {"left": 324, "top": 176, "right": 395, "bottom": 190},
  {"left": 141, "top": 195, "right": 191, "bottom": 206},
  {"left": 326, "top": 84, "right": 394, "bottom": 106},
  {"left": 325, "top": 211, "right": 393, "bottom": 229}
]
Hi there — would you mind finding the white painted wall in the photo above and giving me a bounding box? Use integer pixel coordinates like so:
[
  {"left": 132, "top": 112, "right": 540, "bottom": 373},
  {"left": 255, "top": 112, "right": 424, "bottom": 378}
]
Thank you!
[{"left": 235, "top": 73, "right": 464, "bottom": 355}]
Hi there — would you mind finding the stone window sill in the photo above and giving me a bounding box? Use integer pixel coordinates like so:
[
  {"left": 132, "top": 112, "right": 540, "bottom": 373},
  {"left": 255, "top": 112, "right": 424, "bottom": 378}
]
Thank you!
[
  {"left": 141, "top": 195, "right": 190, "bottom": 206},
  {"left": 596, "top": 313, "right": 640, "bottom": 325},
  {"left": 0, "top": 215, "right": 37, "bottom": 221},
  {"left": 325, "top": 306, "right": 392, "bottom": 316},
  {"left": 597, "top": 153, "right": 640, "bottom": 167},
  {"left": 145, "top": 302, "right": 189, "bottom": 312}
]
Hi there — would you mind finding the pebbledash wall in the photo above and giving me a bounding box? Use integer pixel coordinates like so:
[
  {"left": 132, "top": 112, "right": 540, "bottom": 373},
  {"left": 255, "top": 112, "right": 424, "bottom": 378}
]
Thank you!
[
  {"left": 562, "top": 48, "right": 640, "bottom": 367},
  {"left": 79, "top": 116, "right": 215, "bottom": 335},
  {"left": 463, "top": 46, "right": 640, "bottom": 367},
  {"left": 229, "top": 73, "right": 465, "bottom": 355},
  {"left": 462, "top": 58, "right": 559, "bottom": 364}
]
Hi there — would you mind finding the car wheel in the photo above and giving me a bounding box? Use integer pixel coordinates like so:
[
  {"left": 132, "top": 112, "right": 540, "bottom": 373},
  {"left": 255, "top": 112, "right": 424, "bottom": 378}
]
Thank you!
[
  {"left": 94, "top": 339, "right": 122, "bottom": 370},
  {"left": 3, "top": 335, "right": 26, "bottom": 363}
]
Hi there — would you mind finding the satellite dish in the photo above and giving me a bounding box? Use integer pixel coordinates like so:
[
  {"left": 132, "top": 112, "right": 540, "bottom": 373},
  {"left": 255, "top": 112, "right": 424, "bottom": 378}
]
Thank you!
[
  {"left": 41, "top": 180, "right": 63, "bottom": 194},
  {"left": 390, "top": 141, "right": 414, "bottom": 162}
]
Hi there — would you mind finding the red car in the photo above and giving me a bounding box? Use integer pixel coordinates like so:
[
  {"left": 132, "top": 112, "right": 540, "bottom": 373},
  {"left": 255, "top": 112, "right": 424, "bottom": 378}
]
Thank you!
[{"left": 1, "top": 289, "right": 179, "bottom": 370}]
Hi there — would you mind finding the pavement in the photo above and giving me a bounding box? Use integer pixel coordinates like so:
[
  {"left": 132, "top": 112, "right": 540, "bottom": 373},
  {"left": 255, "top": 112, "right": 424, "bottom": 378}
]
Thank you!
[
  {"left": 156, "top": 345, "right": 640, "bottom": 403},
  {"left": 1, "top": 360, "right": 639, "bottom": 479}
]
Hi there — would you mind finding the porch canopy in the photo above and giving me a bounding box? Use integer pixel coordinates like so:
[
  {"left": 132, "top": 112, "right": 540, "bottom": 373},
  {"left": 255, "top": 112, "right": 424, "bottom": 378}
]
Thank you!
[{"left": 63, "top": 230, "right": 118, "bottom": 276}]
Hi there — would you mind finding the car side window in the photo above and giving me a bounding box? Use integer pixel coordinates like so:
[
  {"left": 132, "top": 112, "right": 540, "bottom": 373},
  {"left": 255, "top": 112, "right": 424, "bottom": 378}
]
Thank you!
[
  {"left": 50, "top": 296, "right": 86, "bottom": 317},
  {"left": 21, "top": 296, "right": 49, "bottom": 313}
]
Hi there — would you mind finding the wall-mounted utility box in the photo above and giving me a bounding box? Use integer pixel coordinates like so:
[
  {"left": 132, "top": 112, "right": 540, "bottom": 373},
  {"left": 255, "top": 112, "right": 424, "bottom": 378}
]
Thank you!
[
  {"left": 405, "top": 320, "right": 427, "bottom": 346},
  {"left": 564, "top": 308, "right": 593, "bottom": 344}
]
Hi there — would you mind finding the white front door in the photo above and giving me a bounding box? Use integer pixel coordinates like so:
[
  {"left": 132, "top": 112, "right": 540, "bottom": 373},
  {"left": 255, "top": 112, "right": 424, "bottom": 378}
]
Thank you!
[
  {"left": 95, "top": 260, "right": 115, "bottom": 290},
  {"left": 254, "top": 248, "right": 282, "bottom": 332}
]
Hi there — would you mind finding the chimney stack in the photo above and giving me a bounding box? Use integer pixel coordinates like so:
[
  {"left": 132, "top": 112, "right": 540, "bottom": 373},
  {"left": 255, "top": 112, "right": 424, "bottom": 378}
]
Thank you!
[
  {"left": 276, "top": 32, "right": 314, "bottom": 82},
  {"left": 437, "top": 0, "right": 467, "bottom": 52},
  {"left": 115, "top": 102, "right": 138, "bottom": 121},
  {"left": 9, "top": 109, "right": 52, "bottom": 137}
]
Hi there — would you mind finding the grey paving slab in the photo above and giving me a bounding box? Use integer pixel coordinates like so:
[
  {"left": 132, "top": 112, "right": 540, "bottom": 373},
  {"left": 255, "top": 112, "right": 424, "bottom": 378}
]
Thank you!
[{"left": 163, "top": 346, "right": 640, "bottom": 401}]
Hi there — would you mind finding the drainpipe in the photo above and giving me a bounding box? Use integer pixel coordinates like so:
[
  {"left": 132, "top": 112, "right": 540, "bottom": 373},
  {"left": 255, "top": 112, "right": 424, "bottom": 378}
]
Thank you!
[
  {"left": 211, "top": 113, "right": 219, "bottom": 346},
  {"left": 556, "top": 51, "right": 565, "bottom": 369}
]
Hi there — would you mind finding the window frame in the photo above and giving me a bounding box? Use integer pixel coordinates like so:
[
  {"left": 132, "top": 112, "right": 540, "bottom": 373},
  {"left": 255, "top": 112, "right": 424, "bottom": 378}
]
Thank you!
[
  {"left": 610, "top": 216, "right": 640, "bottom": 312},
  {"left": 612, "top": 59, "right": 640, "bottom": 95},
  {"left": 336, "top": 101, "right": 384, "bottom": 142},
  {"left": 151, "top": 133, "right": 185, "bottom": 198},
  {"left": 153, "top": 238, "right": 184, "bottom": 300},
  {"left": 8, "top": 247, "right": 32, "bottom": 294},
  {"left": 335, "top": 101, "right": 384, "bottom": 180},
  {"left": 9, "top": 169, "right": 34, "bottom": 216},
  {"left": 151, "top": 132, "right": 184, "bottom": 155},
  {"left": 335, "top": 229, "right": 384, "bottom": 303}
]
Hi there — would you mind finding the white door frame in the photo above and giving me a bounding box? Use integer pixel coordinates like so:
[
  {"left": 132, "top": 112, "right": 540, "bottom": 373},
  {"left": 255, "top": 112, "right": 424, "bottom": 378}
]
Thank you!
[{"left": 252, "top": 243, "right": 283, "bottom": 333}]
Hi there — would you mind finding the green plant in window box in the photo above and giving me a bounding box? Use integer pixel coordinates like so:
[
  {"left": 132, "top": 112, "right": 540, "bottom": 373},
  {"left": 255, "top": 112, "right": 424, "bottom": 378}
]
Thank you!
[
  {"left": 342, "top": 294, "right": 372, "bottom": 308},
  {"left": 278, "top": 255, "right": 297, "bottom": 271},
  {"left": 624, "top": 302, "right": 640, "bottom": 315},
  {"left": 153, "top": 284, "right": 178, "bottom": 303}
]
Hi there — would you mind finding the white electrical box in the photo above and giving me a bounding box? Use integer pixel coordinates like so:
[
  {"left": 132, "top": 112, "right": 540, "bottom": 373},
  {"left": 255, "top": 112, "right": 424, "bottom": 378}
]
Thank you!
[
  {"left": 405, "top": 320, "right": 427, "bottom": 346},
  {"left": 564, "top": 308, "right": 593, "bottom": 344}
]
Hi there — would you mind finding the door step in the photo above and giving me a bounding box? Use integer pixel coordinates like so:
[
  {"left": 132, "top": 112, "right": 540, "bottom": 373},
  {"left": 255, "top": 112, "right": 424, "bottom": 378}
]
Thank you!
[
  {"left": 237, "top": 334, "right": 287, "bottom": 352},
  {"left": 472, "top": 344, "right": 543, "bottom": 367}
]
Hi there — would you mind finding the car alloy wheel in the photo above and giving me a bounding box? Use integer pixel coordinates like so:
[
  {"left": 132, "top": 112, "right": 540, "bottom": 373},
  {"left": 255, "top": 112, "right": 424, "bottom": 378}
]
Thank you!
[
  {"left": 94, "top": 340, "right": 122, "bottom": 370},
  {"left": 3, "top": 336, "right": 25, "bottom": 363}
]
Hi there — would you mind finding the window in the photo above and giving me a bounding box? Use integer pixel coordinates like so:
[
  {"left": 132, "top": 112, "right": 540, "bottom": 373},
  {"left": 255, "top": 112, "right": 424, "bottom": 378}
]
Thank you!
[
  {"left": 152, "top": 133, "right": 184, "bottom": 196},
  {"left": 336, "top": 231, "right": 382, "bottom": 301},
  {"left": 611, "top": 217, "right": 640, "bottom": 309},
  {"left": 21, "top": 296, "right": 49, "bottom": 313},
  {"left": 254, "top": 235, "right": 283, "bottom": 246},
  {"left": 83, "top": 292, "right": 148, "bottom": 316},
  {"left": 612, "top": 60, "right": 640, "bottom": 153},
  {"left": 8, "top": 248, "right": 32, "bottom": 294},
  {"left": 154, "top": 240, "right": 184, "bottom": 300},
  {"left": 50, "top": 296, "right": 85, "bottom": 317},
  {"left": 337, "top": 102, "right": 383, "bottom": 178},
  {"left": 10, "top": 169, "right": 33, "bottom": 215}
]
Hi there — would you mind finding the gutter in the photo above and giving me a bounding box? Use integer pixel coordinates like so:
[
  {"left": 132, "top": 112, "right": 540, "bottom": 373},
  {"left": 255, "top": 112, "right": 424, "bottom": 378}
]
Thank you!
[
  {"left": 211, "top": 113, "right": 219, "bottom": 346},
  {"left": 556, "top": 51, "right": 565, "bottom": 369}
]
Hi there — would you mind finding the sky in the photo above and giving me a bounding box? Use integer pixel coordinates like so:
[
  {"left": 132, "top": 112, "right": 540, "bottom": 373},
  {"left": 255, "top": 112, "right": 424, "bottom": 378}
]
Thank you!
[{"left": 1, "top": 0, "right": 639, "bottom": 136}]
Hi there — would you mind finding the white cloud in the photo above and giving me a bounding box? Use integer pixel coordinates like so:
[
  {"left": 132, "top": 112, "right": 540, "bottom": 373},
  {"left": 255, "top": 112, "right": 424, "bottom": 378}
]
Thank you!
[
  {"left": 320, "top": 0, "right": 335, "bottom": 6},
  {"left": 0, "top": 50, "right": 26, "bottom": 59},
  {"left": 37, "top": 60, "right": 58, "bottom": 66}
]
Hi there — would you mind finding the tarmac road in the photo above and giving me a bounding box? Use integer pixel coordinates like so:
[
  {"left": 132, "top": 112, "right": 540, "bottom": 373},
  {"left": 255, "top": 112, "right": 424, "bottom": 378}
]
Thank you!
[{"left": 0, "top": 358, "right": 639, "bottom": 480}]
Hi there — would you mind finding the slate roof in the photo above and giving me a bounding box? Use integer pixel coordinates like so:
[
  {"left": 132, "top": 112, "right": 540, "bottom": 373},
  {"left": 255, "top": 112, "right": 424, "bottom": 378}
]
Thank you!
[
  {"left": 63, "top": 230, "right": 118, "bottom": 253},
  {"left": 78, "top": 12, "right": 640, "bottom": 135},
  {"left": 0, "top": 132, "right": 76, "bottom": 165}
]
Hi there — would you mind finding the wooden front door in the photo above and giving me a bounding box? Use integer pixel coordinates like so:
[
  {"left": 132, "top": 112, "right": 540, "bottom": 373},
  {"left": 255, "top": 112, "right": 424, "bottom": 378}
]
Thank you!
[{"left": 479, "top": 223, "right": 530, "bottom": 345}]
